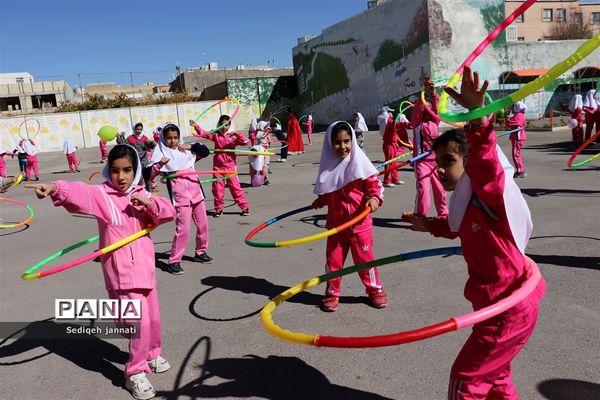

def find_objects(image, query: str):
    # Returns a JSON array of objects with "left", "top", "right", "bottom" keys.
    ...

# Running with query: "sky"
[{"left": 0, "top": 0, "right": 367, "bottom": 88}]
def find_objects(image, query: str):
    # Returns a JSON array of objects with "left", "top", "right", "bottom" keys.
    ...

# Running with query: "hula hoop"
[
  {"left": 193, "top": 98, "right": 241, "bottom": 134},
  {"left": 298, "top": 115, "right": 308, "bottom": 123},
  {"left": 22, "top": 226, "right": 155, "bottom": 280},
  {"left": 260, "top": 247, "right": 542, "bottom": 348},
  {"left": 87, "top": 171, "right": 101, "bottom": 183},
  {"left": 438, "top": 1, "right": 600, "bottom": 122},
  {"left": 496, "top": 128, "right": 521, "bottom": 138},
  {"left": 19, "top": 117, "right": 41, "bottom": 140},
  {"left": 11, "top": 173, "right": 24, "bottom": 188},
  {"left": 395, "top": 103, "right": 414, "bottom": 123},
  {"left": 568, "top": 129, "right": 600, "bottom": 168},
  {"left": 211, "top": 148, "right": 275, "bottom": 156},
  {"left": 270, "top": 116, "right": 282, "bottom": 127},
  {"left": 423, "top": 90, "right": 494, "bottom": 128},
  {"left": 374, "top": 151, "right": 412, "bottom": 170},
  {"left": 0, "top": 197, "right": 34, "bottom": 229},
  {"left": 268, "top": 139, "right": 289, "bottom": 151},
  {"left": 245, "top": 206, "right": 371, "bottom": 248},
  {"left": 159, "top": 169, "right": 237, "bottom": 181}
]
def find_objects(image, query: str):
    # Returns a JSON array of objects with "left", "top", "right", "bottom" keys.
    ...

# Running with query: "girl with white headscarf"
[
  {"left": 312, "top": 121, "right": 388, "bottom": 312},
  {"left": 248, "top": 116, "right": 258, "bottom": 146},
  {"left": 402, "top": 68, "right": 545, "bottom": 399},
  {"left": 63, "top": 137, "right": 80, "bottom": 173},
  {"left": 150, "top": 123, "right": 213, "bottom": 273},
  {"left": 353, "top": 112, "right": 368, "bottom": 150},
  {"left": 568, "top": 94, "right": 584, "bottom": 144},
  {"left": 18, "top": 138, "right": 39, "bottom": 181},
  {"left": 583, "top": 89, "right": 598, "bottom": 141},
  {"left": 26, "top": 143, "right": 176, "bottom": 399},
  {"left": 506, "top": 101, "right": 528, "bottom": 177}
]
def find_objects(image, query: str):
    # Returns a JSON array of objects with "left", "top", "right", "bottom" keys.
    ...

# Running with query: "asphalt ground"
[{"left": 0, "top": 127, "right": 598, "bottom": 399}]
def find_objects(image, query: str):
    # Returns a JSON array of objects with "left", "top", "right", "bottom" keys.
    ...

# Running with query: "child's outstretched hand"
[
  {"left": 159, "top": 156, "right": 170, "bottom": 166},
  {"left": 312, "top": 198, "right": 324, "bottom": 209},
  {"left": 444, "top": 66, "right": 489, "bottom": 112},
  {"left": 25, "top": 183, "right": 56, "bottom": 199},
  {"left": 189, "top": 119, "right": 196, "bottom": 127},
  {"left": 401, "top": 211, "right": 428, "bottom": 232},
  {"left": 131, "top": 193, "right": 152, "bottom": 208},
  {"left": 367, "top": 198, "right": 379, "bottom": 213},
  {"left": 178, "top": 143, "right": 192, "bottom": 151}
]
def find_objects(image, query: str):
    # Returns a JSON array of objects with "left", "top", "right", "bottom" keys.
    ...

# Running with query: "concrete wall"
[
  {"left": 429, "top": 0, "right": 600, "bottom": 116},
  {"left": 171, "top": 68, "right": 294, "bottom": 96},
  {"left": 291, "top": 0, "right": 430, "bottom": 125},
  {"left": 0, "top": 100, "right": 258, "bottom": 153}
]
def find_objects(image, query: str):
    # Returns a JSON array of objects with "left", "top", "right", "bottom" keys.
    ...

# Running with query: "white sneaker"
[
  {"left": 125, "top": 372, "right": 156, "bottom": 400},
  {"left": 394, "top": 180, "right": 405, "bottom": 185},
  {"left": 279, "top": 158, "right": 287, "bottom": 163},
  {"left": 383, "top": 183, "right": 396, "bottom": 188},
  {"left": 148, "top": 355, "right": 171, "bottom": 373}
]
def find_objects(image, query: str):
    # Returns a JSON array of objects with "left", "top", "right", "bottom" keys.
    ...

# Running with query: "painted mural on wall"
[
  {"left": 0, "top": 100, "right": 259, "bottom": 153},
  {"left": 292, "top": 0, "right": 430, "bottom": 124},
  {"left": 428, "top": 0, "right": 600, "bottom": 117}
]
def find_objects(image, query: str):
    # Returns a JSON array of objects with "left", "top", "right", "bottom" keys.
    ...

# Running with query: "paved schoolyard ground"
[{"left": 0, "top": 127, "right": 598, "bottom": 399}]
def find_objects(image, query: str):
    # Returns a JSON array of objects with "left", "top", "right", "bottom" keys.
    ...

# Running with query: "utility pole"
[{"left": 78, "top": 73, "right": 85, "bottom": 103}]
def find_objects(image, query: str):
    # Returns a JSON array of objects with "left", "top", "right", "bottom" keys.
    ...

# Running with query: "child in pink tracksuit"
[
  {"left": 248, "top": 117, "right": 258, "bottom": 146},
  {"left": 150, "top": 123, "right": 212, "bottom": 275},
  {"left": 505, "top": 102, "right": 527, "bottom": 178},
  {"left": 0, "top": 146, "right": 12, "bottom": 177},
  {"left": 382, "top": 112, "right": 404, "bottom": 186},
  {"left": 583, "top": 89, "right": 599, "bottom": 142},
  {"left": 403, "top": 67, "right": 545, "bottom": 399},
  {"left": 411, "top": 78, "right": 447, "bottom": 216},
  {"left": 302, "top": 114, "right": 314, "bottom": 145},
  {"left": 568, "top": 94, "right": 584, "bottom": 145},
  {"left": 99, "top": 139, "right": 108, "bottom": 163},
  {"left": 26, "top": 144, "right": 176, "bottom": 400},
  {"left": 190, "top": 115, "right": 250, "bottom": 217},
  {"left": 63, "top": 138, "right": 80, "bottom": 173},
  {"left": 18, "top": 138, "right": 39, "bottom": 181},
  {"left": 312, "top": 121, "right": 387, "bottom": 312}
]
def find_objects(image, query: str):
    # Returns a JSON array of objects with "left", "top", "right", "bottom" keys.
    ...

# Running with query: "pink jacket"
[
  {"left": 192, "top": 124, "right": 249, "bottom": 169},
  {"left": 506, "top": 112, "right": 526, "bottom": 141},
  {"left": 426, "top": 122, "right": 545, "bottom": 311},
  {"left": 99, "top": 140, "right": 107, "bottom": 152},
  {"left": 314, "top": 176, "right": 383, "bottom": 234},
  {"left": 51, "top": 180, "right": 176, "bottom": 291},
  {"left": 411, "top": 93, "right": 440, "bottom": 158},
  {"left": 151, "top": 165, "right": 204, "bottom": 207}
]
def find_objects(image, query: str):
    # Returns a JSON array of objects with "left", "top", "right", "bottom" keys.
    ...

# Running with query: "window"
[
  {"left": 542, "top": 9, "right": 553, "bottom": 22},
  {"left": 506, "top": 25, "right": 518, "bottom": 41},
  {"left": 592, "top": 12, "right": 600, "bottom": 25},
  {"left": 573, "top": 12, "right": 583, "bottom": 25},
  {"left": 556, "top": 8, "right": 566, "bottom": 22},
  {"left": 515, "top": 13, "right": 524, "bottom": 23},
  {"left": 517, "top": 37, "right": 525, "bottom": 41}
]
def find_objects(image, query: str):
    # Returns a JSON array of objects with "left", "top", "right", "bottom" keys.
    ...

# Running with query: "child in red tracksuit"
[
  {"left": 403, "top": 67, "right": 545, "bottom": 399},
  {"left": 568, "top": 94, "right": 584, "bottom": 145},
  {"left": 99, "top": 139, "right": 108, "bottom": 163},
  {"left": 505, "top": 102, "right": 527, "bottom": 178},
  {"left": 190, "top": 115, "right": 250, "bottom": 217},
  {"left": 312, "top": 121, "right": 387, "bottom": 312},
  {"left": 63, "top": 138, "right": 80, "bottom": 173},
  {"left": 583, "top": 89, "right": 598, "bottom": 141},
  {"left": 382, "top": 112, "right": 404, "bottom": 187}
]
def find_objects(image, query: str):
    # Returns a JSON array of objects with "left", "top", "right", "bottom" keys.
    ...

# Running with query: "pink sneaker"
[{"left": 321, "top": 296, "right": 339, "bottom": 312}]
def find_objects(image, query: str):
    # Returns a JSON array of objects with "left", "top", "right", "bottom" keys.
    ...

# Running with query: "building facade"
[
  {"left": 292, "top": 0, "right": 600, "bottom": 124},
  {"left": 0, "top": 73, "right": 76, "bottom": 115}
]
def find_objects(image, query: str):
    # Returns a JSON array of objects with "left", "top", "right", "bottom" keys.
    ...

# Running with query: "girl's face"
[
  {"left": 332, "top": 130, "right": 352, "bottom": 159},
  {"left": 135, "top": 126, "right": 143, "bottom": 135},
  {"left": 110, "top": 157, "right": 135, "bottom": 192},
  {"left": 219, "top": 119, "right": 231, "bottom": 134},
  {"left": 163, "top": 130, "right": 179, "bottom": 149},
  {"left": 435, "top": 141, "right": 465, "bottom": 191}
]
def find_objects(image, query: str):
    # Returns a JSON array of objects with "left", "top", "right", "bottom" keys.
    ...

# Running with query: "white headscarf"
[
  {"left": 248, "top": 145, "right": 265, "bottom": 171},
  {"left": 397, "top": 113, "right": 409, "bottom": 123},
  {"left": 150, "top": 123, "right": 196, "bottom": 172},
  {"left": 218, "top": 118, "right": 235, "bottom": 134},
  {"left": 21, "top": 139, "right": 37, "bottom": 156},
  {"left": 249, "top": 117, "right": 258, "bottom": 131},
  {"left": 512, "top": 101, "right": 527, "bottom": 114},
  {"left": 583, "top": 89, "right": 598, "bottom": 109},
  {"left": 308, "top": 114, "right": 313, "bottom": 121},
  {"left": 448, "top": 144, "right": 532, "bottom": 254},
  {"left": 354, "top": 113, "right": 368, "bottom": 132},
  {"left": 314, "top": 121, "right": 379, "bottom": 195},
  {"left": 101, "top": 144, "right": 143, "bottom": 194},
  {"left": 569, "top": 94, "right": 583, "bottom": 112},
  {"left": 377, "top": 107, "right": 391, "bottom": 136},
  {"left": 63, "top": 138, "right": 76, "bottom": 154}
]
